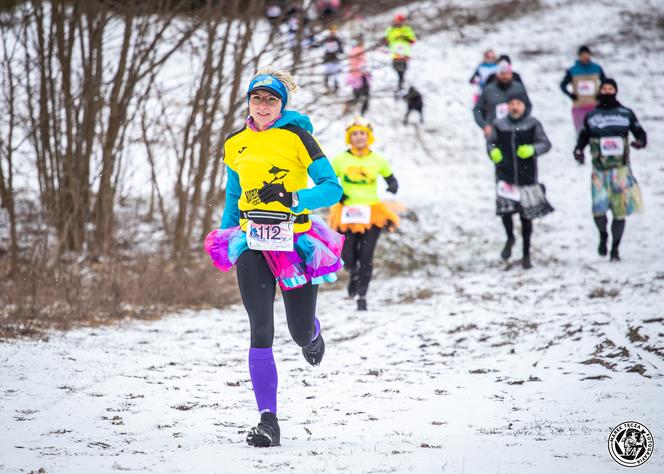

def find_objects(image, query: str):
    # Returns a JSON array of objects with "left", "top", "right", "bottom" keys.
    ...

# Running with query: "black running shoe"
[
  {"left": 500, "top": 237, "right": 515, "bottom": 260},
  {"left": 302, "top": 334, "right": 325, "bottom": 366},
  {"left": 522, "top": 255, "right": 532, "bottom": 269},
  {"left": 246, "top": 412, "right": 280, "bottom": 447},
  {"left": 610, "top": 248, "right": 620, "bottom": 262},
  {"left": 598, "top": 232, "right": 608, "bottom": 256},
  {"left": 357, "top": 297, "right": 367, "bottom": 311}
]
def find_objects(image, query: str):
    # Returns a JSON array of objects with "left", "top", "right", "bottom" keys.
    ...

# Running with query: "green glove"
[
  {"left": 516, "top": 144, "right": 535, "bottom": 159},
  {"left": 489, "top": 147, "right": 503, "bottom": 164}
]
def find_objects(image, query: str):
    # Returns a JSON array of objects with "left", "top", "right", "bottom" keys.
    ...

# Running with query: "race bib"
[
  {"left": 495, "top": 102, "right": 508, "bottom": 120},
  {"left": 497, "top": 180, "right": 520, "bottom": 201},
  {"left": 576, "top": 79, "right": 596, "bottom": 96},
  {"left": 600, "top": 136, "right": 624, "bottom": 156},
  {"left": 324, "top": 41, "right": 340, "bottom": 53},
  {"left": 246, "top": 220, "right": 293, "bottom": 251},
  {"left": 266, "top": 6, "right": 281, "bottom": 17},
  {"left": 341, "top": 205, "right": 372, "bottom": 224},
  {"left": 393, "top": 43, "right": 408, "bottom": 55}
]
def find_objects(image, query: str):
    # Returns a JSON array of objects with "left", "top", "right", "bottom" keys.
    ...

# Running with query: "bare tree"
[
  {"left": 92, "top": 0, "right": 197, "bottom": 254},
  {"left": 0, "top": 12, "right": 23, "bottom": 276},
  {"left": 19, "top": 0, "right": 198, "bottom": 256}
]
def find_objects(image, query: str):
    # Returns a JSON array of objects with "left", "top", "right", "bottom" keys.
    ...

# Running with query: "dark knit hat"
[
  {"left": 507, "top": 90, "right": 527, "bottom": 103},
  {"left": 600, "top": 77, "right": 618, "bottom": 92},
  {"left": 578, "top": 45, "right": 591, "bottom": 55}
]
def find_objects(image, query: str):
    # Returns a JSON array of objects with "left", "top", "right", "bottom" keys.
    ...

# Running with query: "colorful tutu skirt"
[
  {"left": 591, "top": 165, "right": 643, "bottom": 218},
  {"left": 328, "top": 202, "right": 401, "bottom": 234},
  {"left": 204, "top": 214, "right": 344, "bottom": 291}
]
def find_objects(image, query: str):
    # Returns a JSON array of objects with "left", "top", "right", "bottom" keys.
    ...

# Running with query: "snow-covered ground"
[{"left": 2, "top": 0, "right": 664, "bottom": 472}]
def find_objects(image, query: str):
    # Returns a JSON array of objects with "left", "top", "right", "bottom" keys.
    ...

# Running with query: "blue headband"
[{"left": 247, "top": 74, "right": 288, "bottom": 110}]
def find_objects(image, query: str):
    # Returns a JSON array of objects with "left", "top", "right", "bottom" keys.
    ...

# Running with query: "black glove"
[
  {"left": 631, "top": 140, "right": 646, "bottom": 149},
  {"left": 339, "top": 193, "right": 349, "bottom": 204},
  {"left": 384, "top": 175, "right": 399, "bottom": 194},
  {"left": 258, "top": 182, "right": 293, "bottom": 207},
  {"left": 573, "top": 148, "right": 585, "bottom": 165},
  {"left": 569, "top": 93, "right": 578, "bottom": 101}
]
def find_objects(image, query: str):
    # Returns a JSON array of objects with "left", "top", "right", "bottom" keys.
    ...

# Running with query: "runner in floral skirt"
[{"left": 574, "top": 78, "right": 647, "bottom": 261}]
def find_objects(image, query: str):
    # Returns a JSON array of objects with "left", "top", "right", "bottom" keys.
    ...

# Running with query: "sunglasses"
[{"left": 249, "top": 94, "right": 280, "bottom": 106}]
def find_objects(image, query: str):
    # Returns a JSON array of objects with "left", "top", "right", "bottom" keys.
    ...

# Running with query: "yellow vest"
[{"left": 385, "top": 25, "right": 416, "bottom": 59}]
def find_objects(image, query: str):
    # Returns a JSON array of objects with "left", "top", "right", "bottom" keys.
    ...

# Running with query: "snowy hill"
[{"left": 2, "top": 0, "right": 664, "bottom": 472}]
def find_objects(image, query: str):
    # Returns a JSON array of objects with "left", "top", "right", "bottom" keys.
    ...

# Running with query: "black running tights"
[
  {"left": 393, "top": 59, "right": 407, "bottom": 89},
  {"left": 502, "top": 214, "right": 532, "bottom": 255},
  {"left": 342, "top": 226, "right": 382, "bottom": 298},
  {"left": 236, "top": 250, "right": 317, "bottom": 348},
  {"left": 593, "top": 215, "right": 625, "bottom": 250}
]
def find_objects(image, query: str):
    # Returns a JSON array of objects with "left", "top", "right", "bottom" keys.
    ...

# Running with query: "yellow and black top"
[{"left": 223, "top": 123, "right": 327, "bottom": 233}]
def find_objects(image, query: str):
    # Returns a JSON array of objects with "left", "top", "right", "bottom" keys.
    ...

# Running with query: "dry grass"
[{"left": 0, "top": 255, "right": 239, "bottom": 339}]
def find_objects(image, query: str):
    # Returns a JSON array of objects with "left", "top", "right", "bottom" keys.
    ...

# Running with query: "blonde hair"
[{"left": 254, "top": 66, "right": 298, "bottom": 105}]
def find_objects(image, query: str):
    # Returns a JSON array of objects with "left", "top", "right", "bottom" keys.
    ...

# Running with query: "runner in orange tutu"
[{"left": 329, "top": 117, "right": 400, "bottom": 310}]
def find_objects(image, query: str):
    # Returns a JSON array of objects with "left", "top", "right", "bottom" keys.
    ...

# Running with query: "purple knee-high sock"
[
  {"left": 248, "top": 348, "right": 278, "bottom": 414},
  {"left": 312, "top": 317, "right": 321, "bottom": 341}
]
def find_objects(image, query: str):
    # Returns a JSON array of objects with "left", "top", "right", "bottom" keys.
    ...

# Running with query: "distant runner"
[
  {"left": 328, "top": 117, "right": 400, "bottom": 310},
  {"left": 469, "top": 49, "right": 497, "bottom": 103},
  {"left": 560, "top": 45, "right": 606, "bottom": 133},
  {"left": 486, "top": 91, "right": 553, "bottom": 269},
  {"left": 319, "top": 25, "right": 344, "bottom": 92},
  {"left": 473, "top": 59, "right": 531, "bottom": 138},
  {"left": 574, "top": 78, "right": 647, "bottom": 261},
  {"left": 384, "top": 13, "right": 416, "bottom": 91}
]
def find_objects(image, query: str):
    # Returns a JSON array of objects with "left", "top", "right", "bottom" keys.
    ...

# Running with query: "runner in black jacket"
[
  {"left": 474, "top": 60, "right": 531, "bottom": 138},
  {"left": 574, "top": 78, "right": 647, "bottom": 261},
  {"left": 487, "top": 91, "right": 553, "bottom": 268}
]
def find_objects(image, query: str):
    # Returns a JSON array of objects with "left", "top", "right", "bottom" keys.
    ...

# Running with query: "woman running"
[
  {"left": 328, "top": 117, "right": 400, "bottom": 310},
  {"left": 204, "top": 67, "right": 343, "bottom": 447}
]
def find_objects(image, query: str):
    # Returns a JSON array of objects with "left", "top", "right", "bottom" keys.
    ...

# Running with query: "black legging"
[
  {"left": 502, "top": 214, "right": 532, "bottom": 256},
  {"left": 342, "top": 226, "right": 381, "bottom": 298},
  {"left": 353, "top": 86, "right": 370, "bottom": 115},
  {"left": 236, "top": 250, "right": 317, "bottom": 348},
  {"left": 594, "top": 215, "right": 625, "bottom": 250},
  {"left": 393, "top": 59, "right": 407, "bottom": 89}
]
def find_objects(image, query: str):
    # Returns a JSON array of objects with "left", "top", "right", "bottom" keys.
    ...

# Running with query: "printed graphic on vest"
[
  {"left": 343, "top": 166, "right": 375, "bottom": 185},
  {"left": 245, "top": 164, "right": 290, "bottom": 205}
]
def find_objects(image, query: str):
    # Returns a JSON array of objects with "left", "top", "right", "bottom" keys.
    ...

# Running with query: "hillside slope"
[{"left": 2, "top": 0, "right": 663, "bottom": 472}]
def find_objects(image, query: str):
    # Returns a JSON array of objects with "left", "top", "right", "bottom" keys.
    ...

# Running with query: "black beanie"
[
  {"left": 600, "top": 77, "right": 618, "bottom": 92},
  {"left": 507, "top": 90, "right": 527, "bottom": 103},
  {"left": 578, "top": 45, "right": 591, "bottom": 55}
]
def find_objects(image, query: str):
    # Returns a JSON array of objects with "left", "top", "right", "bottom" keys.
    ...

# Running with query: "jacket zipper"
[{"left": 511, "top": 129, "right": 518, "bottom": 184}]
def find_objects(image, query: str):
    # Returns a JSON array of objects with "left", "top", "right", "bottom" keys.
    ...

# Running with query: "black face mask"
[{"left": 597, "top": 93, "right": 618, "bottom": 108}]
